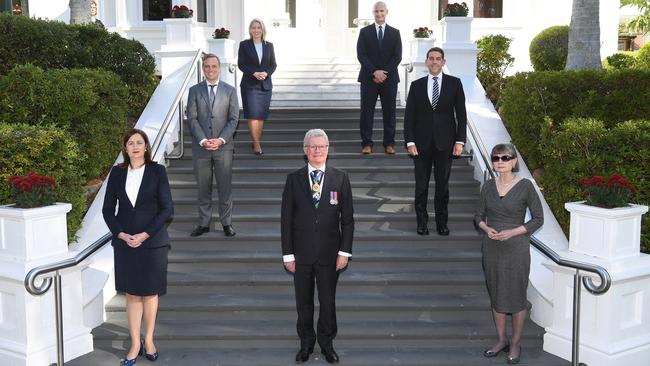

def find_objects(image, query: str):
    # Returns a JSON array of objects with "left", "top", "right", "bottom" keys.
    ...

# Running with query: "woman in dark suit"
[
  {"left": 474, "top": 143, "right": 543, "bottom": 365},
  {"left": 102, "top": 128, "right": 173, "bottom": 366},
  {"left": 238, "top": 18, "right": 277, "bottom": 155}
]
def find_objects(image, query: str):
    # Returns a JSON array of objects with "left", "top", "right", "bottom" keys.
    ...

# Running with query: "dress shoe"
[
  {"left": 295, "top": 347, "right": 313, "bottom": 363},
  {"left": 190, "top": 225, "right": 209, "bottom": 237},
  {"left": 437, "top": 226, "right": 450, "bottom": 236},
  {"left": 321, "top": 347, "right": 339, "bottom": 363},
  {"left": 121, "top": 343, "right": 143, "bottom": 366},
  {"left": 507, "top": 345, "right": 521, "bottom": 364},
  {"left": 252, "top": 143, "right": 264, "bottom": 155},
  {"left": 416, "top": 227, "right": 429, "bottom": 236},
  {"left": 384, "top": 145, "right": 396, "bottom": 154},
  {"left": 143, "top": 342, "right": 158, "bottom": 361},
  {"left": 483, "top": 343, "right": 509, "bottom": 358},
  {"left": 361, "top": 145, "right": 372, "bottom": 154},
  {"left": 223, "top": 225, "right": 236, "bottom": 237}
]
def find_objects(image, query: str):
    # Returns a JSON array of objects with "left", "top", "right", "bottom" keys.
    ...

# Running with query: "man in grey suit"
[{"left": 187, "top": 53, "right": 239, "bottom": 237}]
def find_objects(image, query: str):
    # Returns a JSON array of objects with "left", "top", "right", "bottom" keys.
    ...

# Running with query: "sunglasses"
[{"left": 491, "top": 155, "right": 516, "bottom": 162}]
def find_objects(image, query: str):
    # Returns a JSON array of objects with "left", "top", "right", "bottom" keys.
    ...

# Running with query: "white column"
[
  {"left": 437, "top": 16, "right": 478, "bottom": 79},
  {"left": 207, "top": 39, "right": 237, "bottom": 88},
  {"left": 157, "top": 18, "right": 200, "bottom": 78}
]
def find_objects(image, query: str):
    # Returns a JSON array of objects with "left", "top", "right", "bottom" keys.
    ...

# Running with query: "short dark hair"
[
  {"left": 426, "top": 47, "right": 445, "bottom": 60},
  {"left": 117, "top": 128, "right": 154, "bottom": 168},
  {"left": 491, "top": 143, "right": 519, "bottom": 172}
]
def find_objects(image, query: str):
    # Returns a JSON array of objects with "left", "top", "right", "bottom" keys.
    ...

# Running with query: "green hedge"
[
  {"left": 0, "top": 123, "right": 86, "bottom": 241},
  {"left": 477, "top": 34, "right": 514, "bottom": 106},
  {"left": 540, "top": 118, "right": 650, "bottom": 252},
  {"left": 529, "top": 25, "right": 569, "bottom": 71},
  {"left": 0, "top": 64, "right": 129, "bottom": 180},
  {"left": 0, "top": 13, "right": 157, "bottom": 115},
  {"left": 604, "top": 51, "right": 638, "bottom": 69},
  {"left": 499, "top": 69, "right": 650, "bottom": 168}
]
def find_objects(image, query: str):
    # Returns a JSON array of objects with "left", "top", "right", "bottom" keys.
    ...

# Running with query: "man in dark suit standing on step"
[
  {"left": 356, "top": 1, "right": 402, "bottom": 155},
  {"left": 404, "top": 47, "right": 467, "bottom": 236},
  {"left": 187, "top": 53, "right": 239, "bottom": 237},
  {"left": 281, "top": 129, "right": 354, "bottom": 364}
]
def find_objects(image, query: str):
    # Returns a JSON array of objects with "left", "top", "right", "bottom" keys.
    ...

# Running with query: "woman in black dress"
[
  {"left": 474, "top": 143, "right": 543, "bottom": 364},
  {"left": 238, "top": 18, "right": 277, "bottom": 155},
  {"left": 103, "top": 129, "right": 173, "bottom": 366}
]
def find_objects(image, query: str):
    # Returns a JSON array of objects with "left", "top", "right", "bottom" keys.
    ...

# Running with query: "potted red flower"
[
  {"left": 443, "top": 2, "right": 469, "bottom": 17},
  {"left": 412, "top": 26, "right": 433, "bottom": 38},
  {"left": 8, "top": 172, "right": 58, "bottom": 208},
  {"left": 578, "top": 173, "right": 637, "bottom": 208},
  {"left": 171, "top": 5, "right": 193, "bottom": 18}
]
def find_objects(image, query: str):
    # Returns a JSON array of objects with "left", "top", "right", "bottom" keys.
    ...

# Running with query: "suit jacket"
[
  {"left": 102, "top": 163, "right": 174, "bottom": 249},
  {"left": 403, "top": 73, "right": 467, "bottom": 151},
  {"left": 186, "top": 80, "right": 239, "bottom": 157},
  {"left": 238, "top": 39, "right": 277, "bottom": 91},
  {"left": 356, "top": 24, "right": 402, "bottom": 84},
  {"left": 281, "top": 166, "right": 354, "bottom": 265}
]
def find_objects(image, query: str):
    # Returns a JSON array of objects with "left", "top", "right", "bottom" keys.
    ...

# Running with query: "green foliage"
[
  {"left": 604, "top": 51, "right": 638, "bottom": 69},
  {"left": 636, "top": 42, "right": 650, "bottom": 69},
  {"left": 499, "top": 69, "right": 650, "bottom": 168},
  {"left": 0, "top": 13, "right": 157, "bottom": 115},
  {"left": 0, "top": 123, "right": 86, "bottom": 242},
  {"left": 529, "top": 25, "right": 569, "bottom": 71},
  {"left": 0, "top": 65, "right": 129, "bottom": 180},
  {"left": 540, "top": 118, "right": 650, "bottom": 252},
  {"left": 476, "top": 34, "right": 514, "bottom": 106},
  {"left": 620, "top": 0, "right": 650, "bottom": 34}
]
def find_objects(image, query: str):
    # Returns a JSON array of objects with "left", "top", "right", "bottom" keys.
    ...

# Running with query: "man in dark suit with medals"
[
  {"left": 356, "top": 1, "right": 402, "bottom": 155},
  {"left": 281, "top": 129, "right": 354, "bottom": 363},
  {"left": 404, "top": 47, "right": 467, "bottom": 236}
]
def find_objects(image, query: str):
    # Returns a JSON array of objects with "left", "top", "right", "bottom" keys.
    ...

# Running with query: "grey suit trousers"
[{"left": 194, "top": 149, "right": 233, "bottom": 227}]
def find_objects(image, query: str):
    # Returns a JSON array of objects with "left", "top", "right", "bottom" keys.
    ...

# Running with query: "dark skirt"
[
  {"left": 114, "top": 244, "right": 169, "bottom": 296},
  {"left": 242, "top": 85, "right": 272, "bottom": 120}
]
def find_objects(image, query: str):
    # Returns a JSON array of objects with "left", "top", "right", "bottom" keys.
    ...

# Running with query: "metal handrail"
[
  {"left": 24, "top": 48, "right": 205, "bottom": 366},
  {"left": 401, "top": 62, "right": 413, "bottom": 105},
  {"left": 465, "top": 114, "right": 611, "bottom": 366}
]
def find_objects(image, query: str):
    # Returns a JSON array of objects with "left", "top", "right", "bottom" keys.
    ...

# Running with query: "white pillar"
[
  {"left": 437, "top": 16, "right": 478, "bottom": 79},
  {"left": 157, "top": 18, "right": 200, "bottom": 79},
  {"left": 0, "top": 203, "right": 93, "bottom": 366}
]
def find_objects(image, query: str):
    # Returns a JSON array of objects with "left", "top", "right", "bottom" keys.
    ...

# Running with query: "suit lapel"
[
  {"left": 198, "top": 81, "right": 210, "bottom": 108},
  {"left": 318, "top": 169, "right": 336, "bottom": 210},
  {"left": 248, "top": 40, "right": 260, "bottom": 66},
  {"left": 132, "top": 164, "right": 150, "bottom": 208},
  {"left": 298, "top": 167, "right": 313, "bottom": 206},
  {"left": 438, "top": 73, "right": 450, "bottom": 107}
]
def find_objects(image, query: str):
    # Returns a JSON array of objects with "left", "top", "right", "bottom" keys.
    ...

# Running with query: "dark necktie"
[
  {"left": 378, "top": 25, "right": 383, "bottom": 46},
  {"left": 310, "top": 170, "right": 323, "bottom": 208},
  {"left": 209, "top": 84, "right": 216, "bottom": 107},
  {"left": 431, "top": 76, "right": 439, "bottom": 110}
]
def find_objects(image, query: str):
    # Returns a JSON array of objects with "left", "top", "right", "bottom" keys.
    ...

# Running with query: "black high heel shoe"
[
  {"left": 507, "top": 345, "right": 521, "bottom": 364},
  {"left": 483, "top": 343, "right": 510, "bottom": 357},
  {"left": 251, "top": 143, "right": 263, "bottom": 155},
  {"left": 142, "top": 340, "right": 159, "bottom": 361}
]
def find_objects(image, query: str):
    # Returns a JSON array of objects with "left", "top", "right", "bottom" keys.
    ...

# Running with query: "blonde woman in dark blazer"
[
  {"left": 103, "top": 128, "right": 173, "bottom": 366},
  {"left": 238, "top": 18, "right": 277, "bottom": 155}
]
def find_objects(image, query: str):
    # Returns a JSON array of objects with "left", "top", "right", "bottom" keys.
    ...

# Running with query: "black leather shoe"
[
  {"left": 321, "top": 347, "right": 339, "bottom": 363},
  {"left": 483, "top": 343, "right": 509, "bottom": 358},
  {"left": 416, "top": 227, "right": 429, "bottom": 236},
  {"left": 223, "top": 225, "right": 236, "bottom": 237},
  {"left": 437, "top": 226, "right": 450, "bottom": 236},
  {"left": 295, "top": 347, "right": 313, "bottom": 363},
  {"left": 190, "top": 226, "right": 209, "bottom": 237}
]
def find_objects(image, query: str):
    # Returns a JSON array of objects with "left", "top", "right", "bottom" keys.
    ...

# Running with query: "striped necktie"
[
  {"left": 431, "top": 76, "right": 439, "bottom": 110},
  {"left": 310, "top": 170, "right": 323, "bottom": 208}
]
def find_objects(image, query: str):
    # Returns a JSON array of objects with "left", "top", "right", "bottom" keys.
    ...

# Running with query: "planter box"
[
  {"left": 410, "top": 37, "right": 436, "bottom": 62},
  {"left": 163, "top": 18, "right": 195, "bottom": 48},
  {"left": 207, "top": 38, "right": 236, "bottom": 63},
  {"left": 440, "top": 16, "right": 473, "bottom": 46},
  {"left": 565, "top": 201, "right": 648, "bottom": 260}
]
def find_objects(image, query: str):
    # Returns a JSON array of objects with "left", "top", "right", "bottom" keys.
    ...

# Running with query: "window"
[
  {"left": 474, "top": 0, "right": 502, "bottom": 18},
  {"left": 196, "top": 0, "right": 206, "bottom": 23},
  {"left": 0, "top": 0, "right": 12, "bottom": 13},
  {"left": 143, "top": 0, "right": 170, "bottom": 21}
]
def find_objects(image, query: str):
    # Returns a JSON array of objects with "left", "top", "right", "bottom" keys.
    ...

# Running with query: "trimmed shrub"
[
  {"left": 636, "top": 42, "right": 650, "bottom": 70},
  {"left": 0, "top": 64, "right": 129, "bottom": 180},
  {"left": 0, "top": 123, "right": 86, "bottom": 241},
  {"left": 540, "top": 118, "right": 650, "bottom": 253},
  {"left": 529, "top": 25, "right": 569, "bottom": 71},
  {"left": 604, "top": 51, "right": 638, "bottom": 70},
  {"left": 477, "top": 34, "right": 514, "bottom": 106},
  {"left": 0, "top": 13, "right": 157, "bottom": 115},
  {"left": 499, "top": 69, "right": 650, "bottom": 168}
]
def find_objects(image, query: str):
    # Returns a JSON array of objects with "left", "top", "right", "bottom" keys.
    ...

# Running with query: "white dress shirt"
[
  {"left": 283, "top": 163, "right": 352, "bottom": 263},
  {"left": 254, "top": 41, "right": 263, "bottom": 64},
  {"left": 125, "top": 164, "right": 145, "bottom": 207}
]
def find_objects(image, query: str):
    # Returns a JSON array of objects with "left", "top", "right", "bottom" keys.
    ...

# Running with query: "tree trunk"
[
  {"left": 566, "top": 0, "right": 602, "bottom": 70},
  {"left": 69, "top": 0, "right": 92, "bottom": 24},
  {"left": 20, "top": 0, "right": 29, "bottom": 17}
]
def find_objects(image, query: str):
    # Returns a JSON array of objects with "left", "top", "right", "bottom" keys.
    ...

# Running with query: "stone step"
[
  {"left": 273, "top": 70, "right": 360, "bottom": 79},
  {"left": 275, "top": 63, "right": 360, "bottom": 72},
  {"left": 273, "top": 83, "right": 359, "bottom": 92}
]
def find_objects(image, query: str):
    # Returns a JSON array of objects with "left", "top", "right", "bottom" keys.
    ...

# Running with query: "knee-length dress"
[{"left": 474, "top": 178, "right": 543, "bottom": 313}]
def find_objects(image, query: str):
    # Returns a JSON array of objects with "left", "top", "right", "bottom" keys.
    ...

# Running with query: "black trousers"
[
  {"left": 359, "top": 79, "right": 398, "bottom": 147},
  {"left": 294, "top": 263, "right": 339, "bottom": 350},
  {"left": 412, "top": 147, "right": 453, "bottom": 228}
]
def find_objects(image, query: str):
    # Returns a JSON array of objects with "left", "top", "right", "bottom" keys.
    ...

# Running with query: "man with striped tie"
[
  {"left": 281, "top": 129, "right": 354, "bottom": 363},
  {"left": 404, "top": 47, "right": 467, "bottom": 237}
]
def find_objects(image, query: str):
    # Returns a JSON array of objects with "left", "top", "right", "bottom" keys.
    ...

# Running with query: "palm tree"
[
  {"left": 69, "top": 0, "right": 91, "bottom": 24},
  {"left": 621, "top": 0, "right": 650, "bottom": 34},
  {"left": 566, "top": 0, "right": 602, "bottom": 70}
]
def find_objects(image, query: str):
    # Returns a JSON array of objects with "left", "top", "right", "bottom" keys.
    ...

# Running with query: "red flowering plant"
[
  {"left": 444, "top": 2, "right": 469, "bottom": 17},
  {"left": 171, "top": 5, "right": 193, "bottom": 18},
  {"left": 7, "top": 172, "right": 58, "bottom": 208},
  {"left": 212, "top": 27, "right": 231, "bottom": 39},
  {"left": 578, "top": 173, "right": 637, "bottom": 208},
  {"left": 413, "top": 27, "right": 433, "bottom": 38}
]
